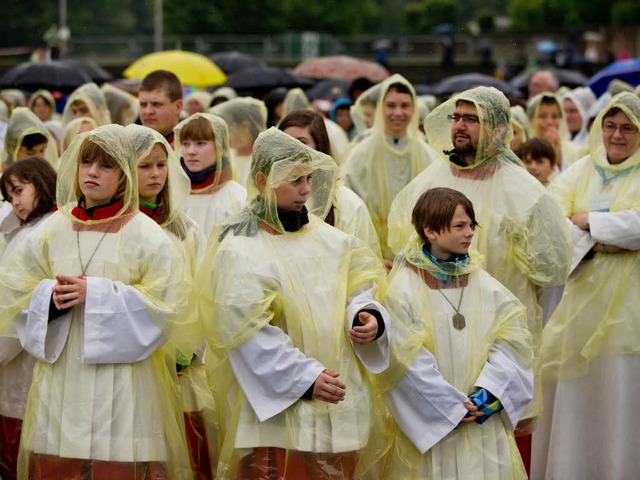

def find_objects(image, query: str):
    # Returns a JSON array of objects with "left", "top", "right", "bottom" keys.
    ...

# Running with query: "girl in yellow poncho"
[
  {"left": 378, "top": 187, "right": 533, "bottom": 479},
  {"left": 532, "top": 92, "right": 640, "bottom": 479},
  {"left": 0, "top": 124, "right": 195, "bottom": 479},
  {"left": 195, "top": 127, "right": 392, "bottom": 479}
]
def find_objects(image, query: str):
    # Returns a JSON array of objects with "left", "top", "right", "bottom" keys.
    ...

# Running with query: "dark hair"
[
  {"left": 1, "top": 156, "right": 57, "bottom": 220},
  {"left": 539, "top": 95, "right": 561, "bottom": 112},
  {"left": 412, "top": 187, "right": 478, "bottom": 245},
  {"left": 140, "top": 70, "right": 183, "bottom": 102},
  {"left": 517, "top": 138, "right": 556, "bottom": 166},
  {"left": 21, "top": 132, "right": 48, "bottom": 150},
  {"left": 278, "top": 109, "right": 332, "bottom": 157},
  {"left": 385, "top": 82, "right": 412, "bottom": 99},
  {"left": 602, "top": 106, "right": 623, "bottom": 121},
  {"left": 73, "top": 139, "right": 126, "bottom": 202}
]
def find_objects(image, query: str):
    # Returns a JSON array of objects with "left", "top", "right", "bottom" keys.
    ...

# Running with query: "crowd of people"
[{"left": 0, "top": 66, "right": 638, "bottom": 480}]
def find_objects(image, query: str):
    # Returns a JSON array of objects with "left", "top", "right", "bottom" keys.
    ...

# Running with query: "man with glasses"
[{"left": 386, "top": 86, "right": 572, "bottom": 476}]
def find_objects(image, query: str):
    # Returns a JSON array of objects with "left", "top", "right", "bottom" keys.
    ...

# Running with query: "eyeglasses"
[
  {"left": 602, "top": 122, "right": 639, "bottom": 135},
  {"left": 447, "top": 114, "right": 480, "bottom": 125}
]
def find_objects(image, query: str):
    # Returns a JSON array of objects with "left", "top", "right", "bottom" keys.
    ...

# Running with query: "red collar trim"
[
  {"left": 139, "top": 203, "right": 165, "bottom": 223},
  {"left": 71, "top": 199, "right": 125, "bottom": 221}
]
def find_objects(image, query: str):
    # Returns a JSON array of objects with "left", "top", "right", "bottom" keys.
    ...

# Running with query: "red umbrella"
[{"left": 293, "top": 55, "right": 390, "bottom": 82}]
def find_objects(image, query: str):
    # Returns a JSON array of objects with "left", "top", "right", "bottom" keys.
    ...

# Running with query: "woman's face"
[
  {"left": 602, "top": 110, "right": 640, "bottom": 164},
  {"left": 181, "top": 138, "right": 217, "bottom": 173},
  {"left": 138, "top": 144, "right": 168, "bottom": 204},
  {"left": 535, "top": 102, "right": 562, "bottom": 136},
  {"left": 32, "top": 96, "right": 52, "bottom": 122}
]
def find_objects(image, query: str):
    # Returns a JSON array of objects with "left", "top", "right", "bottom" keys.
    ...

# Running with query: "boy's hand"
[
  {"left": 460, "top": 400, "right": 483, "bottom": 424},
  {"left": 313, "top": 370, "right": 346, "bottom": 404}
]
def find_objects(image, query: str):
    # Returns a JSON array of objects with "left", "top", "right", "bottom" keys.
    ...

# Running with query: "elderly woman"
[{"left": 532, "top": 92, "right": 640, "bottom": 479}]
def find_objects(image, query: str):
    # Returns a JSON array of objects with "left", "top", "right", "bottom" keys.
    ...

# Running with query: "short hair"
[
  {"left": 179, "top": 116, "right": 216, "bottom": 142},
  {"left": 139, "top": 70, "right": 182, "bottom": 103},
  {"left": 277, "top": 109, "right": 332, "bottom": 157},
  {"left": 412, "top": 187, "right": 478, "bottom": 246},
  {"left": 74, "top": 139, "right": 126, "bottom": 202},
  {"left": 517, "top": 138, "right": 556, "bottom": 166},
  {"left": 539, "top": 95, "right": 561, "bottom": 111},
  {"left": 21, "top": 132, "right": 48, "bottom": 149},
  {"left": 1, "top": 156, "right": 57, "bottom": 220},
  {"left": 602, "top": 106, "right": 623, "bottom": 121}
]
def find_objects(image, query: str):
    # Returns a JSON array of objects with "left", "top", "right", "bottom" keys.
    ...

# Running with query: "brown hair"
[
  {"left": 602, "top": 106, "right": 623, "bottom": 121},
  {"left": 1, "top": 156, "right": 57, "bottom": 220},
  {"left": 179, "top": 116, "right": 216, "bottom": 142},
  {"left": 385, "top": 82, "right": 413, "bottom": 100},
  {"left": 518, "top": 138, "right": 556, "bottom": 166},
  {"left": 73, "top": 139, "right": 126, "bottom": 203},
  {"left": 412, "top": 187, "right": 478, "bottom": 245},
  {"left": 277, "top": 109, "right": 333, "bottom": 157},
  {"left": 139, "top": 70, "right": 183, "bottom": 103}
]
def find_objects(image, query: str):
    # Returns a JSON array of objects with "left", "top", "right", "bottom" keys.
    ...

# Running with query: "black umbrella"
[
  {"left": 209, "top": 51, "right": 267, "bottom": 75},
  {"left": 0, "top": 60, "right": 92, "bottom": 94},
  {"left": 305, "top": 79, "right": 351, "bottom": 100},
  {"left": 225, "top": 66, "right": 314, "bottom": 92},
  {"left": 434, "top": 73, "right": 521, "bottom": 98},
  {"left": 510, "top": 69, "right": 588, "bottom": 95},
  {"left": 59, "top": 59, "right": 113, "bottom": 83}
]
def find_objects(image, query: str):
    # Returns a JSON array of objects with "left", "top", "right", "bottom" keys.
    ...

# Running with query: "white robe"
[{"left": 183, "top": 180, "right": 246, "bottom": 239}]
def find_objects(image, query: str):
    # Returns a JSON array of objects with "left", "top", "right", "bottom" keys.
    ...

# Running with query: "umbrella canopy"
[
  {"left": 293, "top": 55, "right": 391, "bottom": 82},
  {"left": 225, "top": 66, "right": 313, "bottom": 92},
  {"left": 510, "top": 69, "right": 588, "bottom": 95},
  {"left": 0, "top": 60, "right": 92, "bottom": 94},
  {"left": 208, "top": 51, "right": 267, "bottom": 75},
  {"left": 123, "top": 50, "right": 226, "bottom": 88},
  {"left": 434, "top": 73, "right": 521, "bottom": 98},
  {"left": 305, "top": 79, "right": 351, "bottom": 101},
  {"left": 59, "top": 59, "right": 113, "bottom": 83},
  {"left": 586, "top": 58, "right": 640, "bottom": 97}
]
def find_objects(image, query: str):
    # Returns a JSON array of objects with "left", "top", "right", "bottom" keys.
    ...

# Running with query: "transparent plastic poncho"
[
  {"left": 61, "top": 82, "right": 111, "bottom": 127},
  {"left": 101, "top": 83, "right": 139, "bottom": 126},
  {"left": 527, "top": 92, "right": 581, "bottom": 168},
  {"left": 377, "top": 235, "right": 533, "bottom": 479},
  {"left": 209, "top": 97, "right": 267, "bottom": 150},
  {"left": 2, "top": 106, "right": 59, "bottom": 168},
  {"left": 184, "top": 91, "right": 213, "bottom": 114},
  {"left": 341, "top": 74, "right": 440, "bottom": 259},
  {"left": 350, "top": 82, "right": 383, "bottom": 137},
  {"left": 511, "top": 105, "right": 531, "bottom": 143},
  {"left": 62, "top": 116, "right": 98, "bottom": 152},
  {"left": 194, "top": 127, "right": 390, "bottom": 479},
  {"left": 0, "top": 124, "right": 196, "bottom": 478},
  {"left": 28, "top": 89, "right": 57, "bottom": 121},
  {"left": 282, "top": 87, "right": 311, "bottom": 116},
  {"left": 174, "top": 112, "right": 233, "bottom": 191},
  {"left": 561, "top": 86, "right": 596, "bottom": 147},
  {"left": 542, "top": 91, "right": 640, "bottom": 383},
  {"left": 388, "top": 87, "right": 573, "bottom": 419}
]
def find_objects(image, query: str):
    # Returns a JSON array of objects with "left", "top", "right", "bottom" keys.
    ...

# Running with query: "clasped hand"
[{"left": 52, "top": 274, "right": 87, "bottom": 310}]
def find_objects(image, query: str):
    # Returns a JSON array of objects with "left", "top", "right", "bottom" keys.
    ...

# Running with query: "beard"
[{"left": 453, "top": 135, "right": 476, "bottom": 154}]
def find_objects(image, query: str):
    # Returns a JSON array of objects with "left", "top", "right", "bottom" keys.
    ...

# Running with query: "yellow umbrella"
[{"left": 123, "top": 50, "right": 226, "bottom": 88}]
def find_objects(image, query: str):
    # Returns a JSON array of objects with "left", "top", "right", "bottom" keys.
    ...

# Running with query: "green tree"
[
  {"left": 508, "top": 0, "right": 545, "bottom": 31},
  {"left": 67, "top": 0, "right": 135, "bottom": 36},
  {"left": 611, "top": 1, "right": 640, "bottom": 26},
  {"left": 0, "top": 1, "right": 57, "bottom": 48},
  {"left": 476, "top": 8, "right": 495, "bottom": 33}
]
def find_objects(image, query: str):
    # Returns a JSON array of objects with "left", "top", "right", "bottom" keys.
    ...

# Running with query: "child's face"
[
  {"left": 17, "top": 141, "right": 48, "bottom": 161},
  {"left": 535, "top": 103, "right": 561, "bottom": 136},
  {"left": 523, "top": 155, "right": 554, "bottom": 184},
  {"left": 273, "top": 174, "right": 312, "bottom": 212},
  {"left": 425, "top": 205, "right": 475, "bottom": 260},
  {"left": 6, "top": 176, "right": 37, "bottom": 221},
  {"left": 78, "top": 159, "right": 121, "bottom": 208},
  {"left": 70, "top": 100, "right": 90, "bottom": 119},
  {"left": 181, "top": 139, "right": 217, "bottom": 173},
  {"left": 138, "top": 144, "right": 168, "bottom": 204}
]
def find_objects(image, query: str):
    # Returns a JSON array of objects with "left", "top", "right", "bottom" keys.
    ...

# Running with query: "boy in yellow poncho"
[{"left": 378, "top": 187, "right": 533, "bottom": 479}]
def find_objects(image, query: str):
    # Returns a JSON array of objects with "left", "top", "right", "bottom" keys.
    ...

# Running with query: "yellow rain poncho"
[
  {"left": 195, "top": 128, "right": 391, "bottom": 479},
  {"left": 61, "top": 82, "right": 111, "bottom": 127},
  {"left": 101, "top": 83, "right": 139, "bottom": 126},
  {"left": 62, "top": 116, "right": 98, "bottom": 152},
  {"left": 527, "top": 92, "right": 581, "bottom": 170},
  {"left": 388, "top": 86, "right": 572, "bottom": 421},
  {"left": 341, "top": 74, "right": 441, "bottom": 259},
  {"left": 2, "top": 106, "right": 59, "bottom": 168},
  {"left": 561, "top": 86, "right": 596, "bottom": 153},
  {"left": 350, "top": 82, "right": 383, "bottom": 140},
  {"left": 282, "top": 87, "right": 311, "bottom": 116},
  {"left": 174, "top": 112, "right": 247, "bottom": 239},
  {"left": 210, "top": 97, "right": 267, "bottom": 188},
  {"left": 378, "top": 236, "right": 533, "bottom": 479},
  {"left": 28, "top": 89, "right": 57, "bottom": 121},
  {"left": 0, "top": 124, "right": 194, "bottom": 479},
  {"left": 533, "top": 92, "right": 640, "bottom": 479}
]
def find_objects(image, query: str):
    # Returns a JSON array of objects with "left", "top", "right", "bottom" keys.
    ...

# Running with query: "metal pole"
[
  {"left": 59, "top": 0, "right": 68, "bottom": 57},
  {"left": 154, "top": 0, "right": 163, "bottom": 52}
]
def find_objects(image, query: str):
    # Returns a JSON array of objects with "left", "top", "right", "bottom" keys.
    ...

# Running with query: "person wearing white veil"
[{"left": 562, "top": 86, "right": 596, "bottom": 155}]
